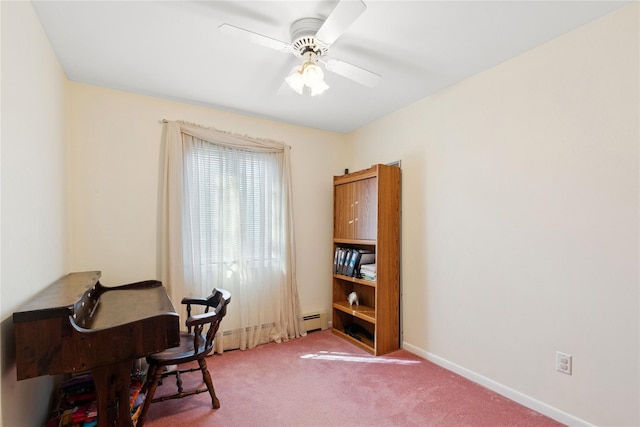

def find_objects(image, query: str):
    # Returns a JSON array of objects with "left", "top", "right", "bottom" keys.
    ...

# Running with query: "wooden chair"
[{"left": 136, "top": 288, "right": 231, "bottom": 427}]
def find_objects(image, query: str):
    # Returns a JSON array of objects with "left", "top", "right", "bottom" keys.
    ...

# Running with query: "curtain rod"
[{"left": 160, "top": 119, "right": 168, "bottom": 123}]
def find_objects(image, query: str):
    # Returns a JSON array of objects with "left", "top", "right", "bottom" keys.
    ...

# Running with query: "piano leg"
[{"left": 92, "top": 360, "right": 135, "bottom": 427}]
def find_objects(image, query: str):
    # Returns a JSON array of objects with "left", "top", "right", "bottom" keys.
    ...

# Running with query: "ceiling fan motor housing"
[{"left": 289, "top": 18, "right": 329, "bottom": 58}]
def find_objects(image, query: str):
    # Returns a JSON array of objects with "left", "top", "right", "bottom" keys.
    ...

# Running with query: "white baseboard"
[{"left": 402, "top": 341, "right": 594, "bottom": 427}]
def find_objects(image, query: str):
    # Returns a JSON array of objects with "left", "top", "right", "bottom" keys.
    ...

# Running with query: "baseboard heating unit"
[{"left": 303, "top": 311, "right": 328, "bottom": 332}]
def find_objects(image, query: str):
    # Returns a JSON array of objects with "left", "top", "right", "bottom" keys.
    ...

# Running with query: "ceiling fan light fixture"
[
  {"left": 285, "top": 52, "right": 329, "bottom": 96},
  {"left": 285, "top": 66, "right": 305, "bottom": 94},
  {"left": 308, "top": 75, "right": 329, "bottom": 96},
  {"left": 302, "top": 62, "right": 322, "bottom": 84}
]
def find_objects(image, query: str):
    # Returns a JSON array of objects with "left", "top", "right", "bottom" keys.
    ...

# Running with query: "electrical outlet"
[{"left": 556, "top": 351, "right": 572, "bottom": 375}]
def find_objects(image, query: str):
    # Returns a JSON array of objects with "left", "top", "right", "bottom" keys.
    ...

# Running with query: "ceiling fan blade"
[
  {"left": 219, "top": 23, "right": 291, "bottom": 52},
  {"left": 315, "top": 0, "right": 366, "bottom": 46},
  {"left": 323, "top": 58, "right": 381, "bottom": 88}
]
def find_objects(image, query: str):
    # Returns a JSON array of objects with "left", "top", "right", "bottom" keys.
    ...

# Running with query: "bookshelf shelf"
[
  {"left": 332, "top": 328, "right": 374, "bottom": 352},
  {"left": 332, "top": 274, "right": 376, "bottom": 288},
  {"left": 333, "top": 238, "right": 376, "bottom": 246},
  {"left": 333, "top": 301, "right": 376, "bottom": 323},
  {"left": 331, "top": 164, "right": 400, "bottom": 356}
]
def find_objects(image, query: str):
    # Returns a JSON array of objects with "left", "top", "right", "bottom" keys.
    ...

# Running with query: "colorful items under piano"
[
  {"left": 44, "top": 370, "right": 146, "bottom": 427},
  {"left": 44, "top": 374, "right": 96, "bottom": 427}
]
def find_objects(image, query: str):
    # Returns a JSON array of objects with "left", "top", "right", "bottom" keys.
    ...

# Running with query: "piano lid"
[
  {"left": 71, "top": 281, "right": 178, "bottom": 331},
  {"left": 13, "top": 271, "right": 102, "bottom": 323}
]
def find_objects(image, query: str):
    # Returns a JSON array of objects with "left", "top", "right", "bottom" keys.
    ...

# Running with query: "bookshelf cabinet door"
[
  {"left": 334, "top": 177, "right": 378, "bottom": 240},
  {"left": 334, "top": 183, "right": 353, "bottom": 239},
  {"left": 353, "top": 177, "right": 377, "bottom": 240}
]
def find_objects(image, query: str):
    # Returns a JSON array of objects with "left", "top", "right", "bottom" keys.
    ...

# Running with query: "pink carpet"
[{"left": 144, "top": 329, "right": 564, "bottom": 427}]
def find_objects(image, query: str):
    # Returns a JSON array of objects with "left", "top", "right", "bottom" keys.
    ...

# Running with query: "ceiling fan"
[{"left": 219, "top": 0, "right": 381, "bottom": 96}]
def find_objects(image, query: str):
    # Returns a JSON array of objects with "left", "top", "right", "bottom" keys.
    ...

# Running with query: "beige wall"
[
  {"left": 350, "top": 4, "right": 639, "bottom": 426},
  {"left": 1, "top": 1, "right": 70, "bottom": 426}
]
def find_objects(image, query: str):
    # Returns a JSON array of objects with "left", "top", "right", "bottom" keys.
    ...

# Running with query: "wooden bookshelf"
[{"left": 331, "top": 164, "right": 400, "bottom": 356}]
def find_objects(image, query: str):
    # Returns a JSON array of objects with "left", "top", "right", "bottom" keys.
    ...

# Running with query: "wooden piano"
[{"left": 13, "top": 271, "right": 180, "bottom": 427}]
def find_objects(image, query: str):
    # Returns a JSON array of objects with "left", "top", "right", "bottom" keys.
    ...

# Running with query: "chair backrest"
[{"left": 181, "top": 288, "right": 231, "bottom": 355}]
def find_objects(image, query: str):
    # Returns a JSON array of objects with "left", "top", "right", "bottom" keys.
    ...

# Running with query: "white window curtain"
[{"left": 160, "top": 121, "right": 306, "bottom": 352}]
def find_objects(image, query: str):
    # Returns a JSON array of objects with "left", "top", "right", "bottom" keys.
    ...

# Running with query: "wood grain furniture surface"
[{"left": 13, "top": 271, "right": 180, "bottom": 427}]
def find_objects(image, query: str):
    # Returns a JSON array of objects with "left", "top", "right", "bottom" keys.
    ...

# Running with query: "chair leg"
[
  {"left": 198, "top": 358, "right": 220, "bottom": 409},
  {"left": 137, "top": 365, "right": 162, "bottom": 427},
  {"left": 139, "top": 364, "right": 154, "bottom": 397},
  {"left": 175, "top": 370, "right": 183, "bottom": 394}
]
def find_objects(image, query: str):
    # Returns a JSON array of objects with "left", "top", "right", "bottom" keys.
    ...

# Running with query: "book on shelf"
[
  {"left": 345, "top": 249, "right": 360, "bottom": 276},
  {"left": 341, "top": 249, "right": 353, "bottom": 275},
  {"left": 333, "top": 247, "right": 375, "bottom": 278},
  {"left": 337, "top": 248, "right": 347, "bottom": 274},
  {"left": 360, "top": 263, "right": 376, "bottom": 281},
  {"left": 359, "top": 251, "right": 375, "bottom": 266}
]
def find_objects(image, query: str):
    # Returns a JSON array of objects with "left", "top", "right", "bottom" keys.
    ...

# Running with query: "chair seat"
[{"left": 146, "top": 331, "right": 212, "bottom": 365}]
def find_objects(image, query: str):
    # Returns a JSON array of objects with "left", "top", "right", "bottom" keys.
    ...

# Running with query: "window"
[{"left": 161, "top": 121, "right": 305, "bottom": 352}]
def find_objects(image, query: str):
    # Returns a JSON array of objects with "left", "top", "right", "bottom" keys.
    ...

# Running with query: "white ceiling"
[{"left": 32, "top": 0, "right": 629, "bottom": 133}]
